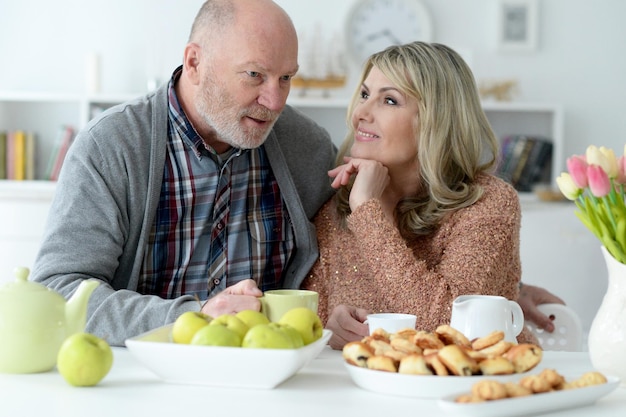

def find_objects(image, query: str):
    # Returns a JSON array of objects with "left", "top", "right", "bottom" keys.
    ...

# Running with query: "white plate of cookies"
[
  {"left": 438, "top": 370, "right": 619, "bottom": 417},
  {"left": 342, "top": 325, "right": 543, "bottom": 399}
]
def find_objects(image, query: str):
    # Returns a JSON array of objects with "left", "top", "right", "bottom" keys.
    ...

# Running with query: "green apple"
[
  {"left": 209, "top": 314, "right": 249, "bottom": 340},
  {"left": 172, "top": 311, "right": 212, "bottom": 344},
  {"left": 278, "top": 307, "right": 324, "bottom": 345},
  {"left": 269, "top": 322, "right": 304, "bottom": 348},
  {"left": 235, "top": 309, "right": 270, "bottom": 329},
  {"left": 190, "top": 323, "right": 242, "bottom": 347},
  {"left": 57, "top": 332, "right": 113, "bottom": 387},
  {"left": 241, "top": 323, "right": 295, "bottom": 349}
]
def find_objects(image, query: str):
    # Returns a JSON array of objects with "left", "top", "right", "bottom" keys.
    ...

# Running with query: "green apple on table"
[
  {"left": 269, "top": 322, "right": 304, "bottom": 348},
  {"left": 209, "top": 314, "right": 249, "bottom": 340},
  {"left": 242, "top": 323, "right": 296, "bottom": 349},
  {"left": 235, "top": 309, "right": 270, "bottom": 329},
  {"left": 56, "top": 332, "right": 113, "bottom": 387},
  {"left": 172, "top": 311, "right": 213, "bottom": 344},
  {"left": 279, "top": 307, "right": 324, "bottom": 345},
  {"left": 191, "top": 324, "right": 242, "bottom": 347}
]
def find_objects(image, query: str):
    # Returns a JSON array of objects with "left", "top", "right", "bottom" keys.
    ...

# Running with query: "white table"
[{"left": 1, "top": 347, "right": 624, "bottom": 416}]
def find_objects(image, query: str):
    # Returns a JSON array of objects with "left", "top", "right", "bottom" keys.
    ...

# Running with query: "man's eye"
[
  {"left": 246, "top": 71, "right": 261, "bottom": 78},
  {"left": 280, "top": 75, "right": 292, "bottom": 81}
]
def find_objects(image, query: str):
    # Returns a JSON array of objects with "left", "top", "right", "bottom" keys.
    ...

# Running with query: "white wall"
[{"left": 1, "top": 0, "right": 624, "bottom": 158}]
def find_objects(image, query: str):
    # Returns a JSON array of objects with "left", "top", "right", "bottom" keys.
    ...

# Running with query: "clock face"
[{"left": 345, "top": 0, "right": 433, "bottom": 67}]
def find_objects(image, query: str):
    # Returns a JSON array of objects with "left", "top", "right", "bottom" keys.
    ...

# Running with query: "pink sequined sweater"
[{"left": 303, "top": 174, "right": 537, "bottom": 344}]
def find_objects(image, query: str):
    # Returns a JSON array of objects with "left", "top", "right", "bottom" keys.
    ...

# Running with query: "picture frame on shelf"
[{"left": 497, "top": 0, "right": 538, "bottom": 52}]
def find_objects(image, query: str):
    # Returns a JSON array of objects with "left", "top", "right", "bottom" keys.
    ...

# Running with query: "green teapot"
[{"left": 0, "top": 267, "right": 99, "bottom": 373}]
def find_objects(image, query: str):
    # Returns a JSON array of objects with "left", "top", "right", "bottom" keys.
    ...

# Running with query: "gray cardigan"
[{"left": 31, "top": 84, "right": 337, "bottom": 346}]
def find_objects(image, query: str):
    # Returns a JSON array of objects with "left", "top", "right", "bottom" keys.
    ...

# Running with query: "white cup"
[{"left": 366, "top": 313, "right": 417, "bottom": 335}]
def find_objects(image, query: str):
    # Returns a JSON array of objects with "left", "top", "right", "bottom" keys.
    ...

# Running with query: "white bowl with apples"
[{"left": 125, "top": 308, "right": 332, "bottom": 389}]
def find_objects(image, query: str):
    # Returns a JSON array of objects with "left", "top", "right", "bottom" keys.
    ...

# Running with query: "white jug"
[{"left": 450, "top": 295, "right": 524, "bottom": 343}]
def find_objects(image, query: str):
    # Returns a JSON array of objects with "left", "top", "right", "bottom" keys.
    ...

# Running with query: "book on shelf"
[
  {"left": 2, "top": 130, "right": 36, "bottom": 181},
  {"left": 0, "top": 130, "right": 36, "bottom": 181},
  {"left": 12, "top": 130, "right": 26, "bottom": 180},
  {"left": 25, "top": 131, "right": 36, "bottom": 180},
  {"left": 496, "top": 135, "right": 553, "bottom": 192},
  {"left": 0, "top": 131, "right": 6, "bottom": 180},
  {"left": 46, "top": 125, "right": 75, "bottom": 181}
]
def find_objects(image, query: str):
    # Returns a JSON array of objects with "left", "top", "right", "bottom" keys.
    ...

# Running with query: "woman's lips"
[{"left": 356, "top": 129, "right": 379, "bottom": 142}]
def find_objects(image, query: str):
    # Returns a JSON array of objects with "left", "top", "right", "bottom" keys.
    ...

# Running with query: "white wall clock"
[{"left": 344, "top": 0, "right": 434, "bottom": 67}]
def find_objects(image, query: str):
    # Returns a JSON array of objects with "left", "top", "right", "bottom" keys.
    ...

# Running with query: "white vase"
[{"left": 588, "top": 246, "right": 626, "bottom": 386}]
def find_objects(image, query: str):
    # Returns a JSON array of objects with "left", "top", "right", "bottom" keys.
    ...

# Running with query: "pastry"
[
  {"left": 424, "top": 352, "right": 449, "bottom": 376},
  {"left": 391, "top": 328, "right": 418, "bottom": 340},
  {"left": 437, "top": 344, "right": 479, "bottom": 376},
  {"left": 390, "top": 336, "right": 422, "bottom": 354},
  {"left": 342, "top": 341, "right": 374, "bottom": 367},
  {"left": 366, "top": 355, "right": 397, "bottom": 372},
  {"left": 471, "top": 330, "right": 505, "bottom": 351},
  {"left": 477, "top": 340, "right": 513, "bottom": 357},
  {"left": 518, "top": 374, "right": 552, "bottom": 393},
  {"left": 504, "top": 381, "right": 532, "bottom": 398},
  {"left": 502, "top": 343, "right": 543, "bottom": 373},
  {"left": 398, "top": 353, "right": 433, "bottom": 375},
  {"left": 367, "top": 339, "right": 395, "bottom": 356},
  {"left": 369, "top": 328, "right": 391, "bottom": 342},
  {"left": 478, "top": 356, "right": 515, "bottom": 376},
  {"left": 412, "top": 330, "right": 445, "bottom": 350},
  {"left": 435, "top": 324, "right": 471, "bottom": 348},
  {"left": 454, "top": 394, "right": 485, "bottom": 403},
  {"left": 538, "top": 368, "right": 566, "bottom": 389},
  {"left": 570, "top": 371, "right": 608, "bottom": 388}
]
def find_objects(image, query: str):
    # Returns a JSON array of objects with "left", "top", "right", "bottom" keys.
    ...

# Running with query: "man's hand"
[
  {"left": 518, "top": 283, "right": 565, "bottom": 333},
  {"left": 200, "top": 279, "right": 263, "bottom": 317},
  {"left": 325, "top": 304, "right": 370, "bottom": 350}
]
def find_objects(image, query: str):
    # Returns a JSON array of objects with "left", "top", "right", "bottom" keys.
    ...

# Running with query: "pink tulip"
[
  {"left": 587, "top": 165, "right": 611, "bottom": 197},
  {"left": 567, "top": 155, "right": 588, "bottom": 188}
]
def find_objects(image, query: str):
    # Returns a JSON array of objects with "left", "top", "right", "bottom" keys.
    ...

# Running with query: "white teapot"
[{"left": 450, "top": 294, "right": 524, "bottom": 343}]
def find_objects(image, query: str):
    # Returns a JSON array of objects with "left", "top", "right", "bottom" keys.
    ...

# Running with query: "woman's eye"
[
  {"left": 359, "top": 90, "right": 369, "bottom": 99},
  {"left": 385, "top": 97, "right": 398, "bottom": 105}
]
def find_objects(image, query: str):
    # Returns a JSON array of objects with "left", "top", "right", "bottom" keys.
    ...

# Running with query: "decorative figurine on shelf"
[
  {"left": 479, "top": 79, "right": 518, "bottom": 102},
  {"left": 292, "top": 24, "right": 347, "bottom": 98}
]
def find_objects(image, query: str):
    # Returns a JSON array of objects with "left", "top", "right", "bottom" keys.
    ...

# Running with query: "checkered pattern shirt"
[{"left": 138, "top": 68, "right": 294, "bottom": 300}]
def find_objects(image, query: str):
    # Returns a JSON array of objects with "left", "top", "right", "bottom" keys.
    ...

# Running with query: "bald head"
[{"left": 189, "top": 0, "right": 296, "bottom": 46}]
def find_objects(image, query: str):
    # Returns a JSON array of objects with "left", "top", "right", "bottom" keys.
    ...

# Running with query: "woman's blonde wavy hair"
[{"left": 335, "top": 42, "right": 499, "bottom": 238}]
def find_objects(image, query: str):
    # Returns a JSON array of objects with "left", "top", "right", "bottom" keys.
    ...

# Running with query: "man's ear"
[{"left": 183, "top": 43, "right": 202, "bottom": 85}]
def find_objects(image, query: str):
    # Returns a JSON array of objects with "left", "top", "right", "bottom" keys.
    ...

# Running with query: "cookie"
[{"left": 471, "top": 379, "right": 508, "bottom": 400}]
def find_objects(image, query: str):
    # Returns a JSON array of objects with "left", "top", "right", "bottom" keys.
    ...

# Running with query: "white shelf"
[
  {"left": 0, "top": 180, "right": 56, "bottom": 200},
  {"left": 287, "top": 98, "right": 564, "bottom": 188},
  {"left": 0, "top": 91, "right": 564, "bottom": 187}
]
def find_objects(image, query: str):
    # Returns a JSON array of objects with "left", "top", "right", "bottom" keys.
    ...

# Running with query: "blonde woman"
[{"left": 302, "top": 42, "right": 538, "bottom": 349}]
